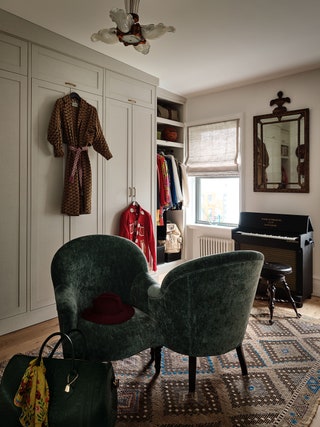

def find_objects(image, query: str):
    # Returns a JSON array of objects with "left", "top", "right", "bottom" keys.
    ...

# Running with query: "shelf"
[
  {"left": 157, "top": 139, "right": 184, "bottom": 148},
  {"left": 157, "top": 117, "right": 184, "bottom": 127}
]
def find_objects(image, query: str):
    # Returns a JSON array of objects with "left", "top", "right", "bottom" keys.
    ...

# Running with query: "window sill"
[{"left": 187, "top": 223, "right": 235, "bottom": 231}]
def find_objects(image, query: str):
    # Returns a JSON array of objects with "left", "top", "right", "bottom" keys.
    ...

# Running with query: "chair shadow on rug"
[
  {"left": 148, "top": 250, "right": 264, "bottom": 392},
  {"left": 51, "top": 234, "right": 163, "bottom": 372}
]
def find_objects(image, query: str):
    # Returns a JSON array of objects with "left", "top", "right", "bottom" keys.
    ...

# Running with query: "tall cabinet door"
[
  {"left": 104, "top": 98, "right": 132, "bottom": 235},
  {"left": 0, "top": 70, "right": 27, "bottom": 320},
  {"left": 104, "top": 99, "right": 155, "bottom": 235},
  {"left": 30, "top": 79, "right": 68, "bottom": 311},
  {"left": 132, "top": 104, "right": 155, "bottom": 216},
  {"left": 31, "top": 80, "right": 105, "bottom": 310}
]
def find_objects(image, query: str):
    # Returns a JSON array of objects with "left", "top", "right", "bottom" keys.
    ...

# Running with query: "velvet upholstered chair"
[
  {"left": 148, "top": 250, "right": 264, "bottom": 392},
  {"left": 51, "top": 234, "right": 162, "bottom": 372}
]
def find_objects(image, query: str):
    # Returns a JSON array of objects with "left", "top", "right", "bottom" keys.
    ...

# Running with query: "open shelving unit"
[{"left": 156, "top": 88, "right": 186, "bottom": 269}]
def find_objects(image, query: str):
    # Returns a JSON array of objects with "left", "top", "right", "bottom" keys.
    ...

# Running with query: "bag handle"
[
  {"left": 37, "top": 332, "right": 79, "bottom": 393},
  {"left": 38, "top": 332, "right": 74, "bottom": 359},
  {"left": 48, "top": 329, "right": 87, "bottom": 359}
]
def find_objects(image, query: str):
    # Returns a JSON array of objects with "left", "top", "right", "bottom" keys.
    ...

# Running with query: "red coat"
[{"left": 119, "top": 203, "right": 157, "bottom": 271}]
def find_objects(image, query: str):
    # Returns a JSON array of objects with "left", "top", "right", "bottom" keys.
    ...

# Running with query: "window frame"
[{"left": 195, "top": 175, "right": 240, "bottom": 226}]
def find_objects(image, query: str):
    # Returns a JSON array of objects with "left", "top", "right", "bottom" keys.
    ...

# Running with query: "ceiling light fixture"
[{"left": 91, "top": 0, "right": 175, "bottom": 54}]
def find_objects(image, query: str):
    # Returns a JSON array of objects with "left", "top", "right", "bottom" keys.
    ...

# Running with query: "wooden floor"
[
  {"left": 1, "top": 296, "right": 319, "bottom": 362},
  {"left": 0, "top": 317, "right": 60, "bottom": 362}
]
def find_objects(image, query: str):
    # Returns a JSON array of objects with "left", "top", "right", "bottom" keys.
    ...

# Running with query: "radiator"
[{"left": 199, "top": 236, "right": 234, "bottom": 257}]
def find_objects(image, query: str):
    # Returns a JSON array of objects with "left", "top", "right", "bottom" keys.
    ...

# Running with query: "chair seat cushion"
[{"left": 77, "top": 307, "right": 163, "bottom": 361}]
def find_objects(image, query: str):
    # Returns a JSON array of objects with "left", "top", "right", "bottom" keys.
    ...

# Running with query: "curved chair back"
[
  {"left": 150, "top": 250, "right": 264, "bottom": 357},
  {"left": 51, "top": 234, "right": 148, "bottom": 313}
]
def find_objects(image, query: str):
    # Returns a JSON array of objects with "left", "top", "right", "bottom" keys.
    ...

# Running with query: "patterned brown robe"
[{"left": 48, "top": 95, "right": 112, "bottom": 215}]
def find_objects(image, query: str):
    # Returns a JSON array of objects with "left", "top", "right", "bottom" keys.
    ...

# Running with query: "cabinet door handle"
[
  {"left": 128, "top": 187, "right": 132, "bottom": 198},
  {"left": 128, "top": 99, "right": 137, "bottom": 104},
  {"left": 133, "top": 187, "right": 136, "bottom": 198}
]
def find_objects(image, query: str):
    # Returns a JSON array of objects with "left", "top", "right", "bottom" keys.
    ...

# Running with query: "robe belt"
[{"left": 69, "top": 146, "right": 88, "bottom": 188}]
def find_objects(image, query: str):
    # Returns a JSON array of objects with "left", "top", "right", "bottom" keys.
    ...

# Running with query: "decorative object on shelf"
[
  {"left": 164, "top": 222, "right": 182, "bottom": 254},
  {"left": 157, "top": 104, "right": 170, "bottom": 119},
  {"left": 162, "top": 126, "right": 178, "bottom": 142},
  {"left": 157, "top": 103, "right": 180, "bottom": 121},
  {"left": 91, "top": 0, "right": 175, "bottom": 54}
]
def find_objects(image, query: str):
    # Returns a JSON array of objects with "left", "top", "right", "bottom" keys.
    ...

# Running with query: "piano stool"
[{"left": 261, "top": 262, "right": 301, "bottom": 324}]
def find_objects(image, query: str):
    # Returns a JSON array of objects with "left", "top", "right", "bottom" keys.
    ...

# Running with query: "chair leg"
[
  {"left": 189, "top": 356, "right": 197, "bottom": 392},
  {"left": 154, "top": 346, "right": 162, "bottom": 374},
  {"left": 150, "top": 348, "right": 155, "bottom": 361},
  {"left": 236, "top": 345, "right": 248, "bottom": 376},
  {"left": 150, "top": 347, "right": 162, "bottom": 374}
]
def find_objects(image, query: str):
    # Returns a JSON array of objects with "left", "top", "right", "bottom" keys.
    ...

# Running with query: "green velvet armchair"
[
  {"left": 148, "top": 250, "right": 264, "bottom": 391},
  {"left": 51, "top": 234, "right": 163, "bottom": 372}
]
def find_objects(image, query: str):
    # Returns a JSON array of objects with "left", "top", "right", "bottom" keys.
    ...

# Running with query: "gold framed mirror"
[{"left": 253, "top": 92, "right": 309, "bottom": 193}]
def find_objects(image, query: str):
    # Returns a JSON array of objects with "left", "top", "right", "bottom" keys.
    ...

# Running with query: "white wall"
[{"left": 185, "top": 69, "right": 320, "bottom": 297}]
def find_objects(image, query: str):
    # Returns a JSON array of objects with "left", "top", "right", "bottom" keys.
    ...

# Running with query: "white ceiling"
[{"left": 1, "top": 0, "right": 320, "bottom": 97}]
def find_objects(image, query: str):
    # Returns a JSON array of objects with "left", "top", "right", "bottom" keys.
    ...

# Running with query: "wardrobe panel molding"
[
  {"left": 0, "top": 32, "right": 28, "bottom": 75},
  {"left": 0, "top": 70, "right": 28, "bottom": 321},
  {"left": 32, "top": 45, "right": 103, "bottom": 95},
  {"left": 105, "top": 70, "right": 155, "bottom": 108}
]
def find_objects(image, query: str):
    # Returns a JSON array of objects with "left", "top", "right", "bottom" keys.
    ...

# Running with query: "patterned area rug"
[
  {"left": 114, "top": 310, "right": 320, "bottom": 427},
  {"left": 0, "top": 309, "right": 319, "bottom": 427}
]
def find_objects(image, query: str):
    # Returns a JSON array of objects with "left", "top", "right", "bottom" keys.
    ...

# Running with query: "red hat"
[{"left": 81, "top": 292, "right": 135, "bottom": 324}]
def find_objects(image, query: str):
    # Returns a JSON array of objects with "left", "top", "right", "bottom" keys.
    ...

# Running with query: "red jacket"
[{"left": 119, "top": 203, "right": 157, "bottom": 271}]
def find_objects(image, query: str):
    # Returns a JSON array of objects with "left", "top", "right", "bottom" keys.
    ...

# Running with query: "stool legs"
[
  {"left": 282, "top": 278, "right": 301, "bottom": 319},
  {"left": 267, "top": 281, "right": 277, "bottom": 324},
  {"left": 267, "top": 276, "right": 301, "bottom": 324}
]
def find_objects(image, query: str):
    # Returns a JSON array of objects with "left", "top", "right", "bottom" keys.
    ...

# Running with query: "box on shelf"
[{"left": 165, "top": 252, "right": 181, "bottom": 262}]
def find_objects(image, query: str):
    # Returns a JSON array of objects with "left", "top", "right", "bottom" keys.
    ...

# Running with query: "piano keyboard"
[{"left": 236, "top": 231, "right": 298, "bottom": 241}]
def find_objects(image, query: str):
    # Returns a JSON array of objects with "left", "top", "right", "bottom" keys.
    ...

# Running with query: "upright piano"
[{"left": 232, "top": 212, "right": 314, "bottom": 306}]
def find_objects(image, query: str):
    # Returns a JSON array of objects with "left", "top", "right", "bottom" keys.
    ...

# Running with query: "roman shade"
[{"left": 186, "top": 119, "right": 240, "bottom": 176}]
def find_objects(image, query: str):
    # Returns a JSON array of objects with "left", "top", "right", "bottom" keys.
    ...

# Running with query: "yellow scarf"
[{"left": 14, "top": 357, "right": 50, "bottom": 427}]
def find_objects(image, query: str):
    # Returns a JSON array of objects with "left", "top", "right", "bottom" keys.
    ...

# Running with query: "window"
[{"left": 187, "top": 119, "right": 240, "bottom": 226}]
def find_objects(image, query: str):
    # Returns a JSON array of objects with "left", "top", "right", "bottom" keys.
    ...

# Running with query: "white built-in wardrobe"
[{"left": 0, "top": 10, "right": 158, "bottom": 334}]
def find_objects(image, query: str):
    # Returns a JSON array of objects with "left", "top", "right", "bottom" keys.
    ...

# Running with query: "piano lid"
[{"left": 235, "top": 212, "right": 313, "bottom": 235}]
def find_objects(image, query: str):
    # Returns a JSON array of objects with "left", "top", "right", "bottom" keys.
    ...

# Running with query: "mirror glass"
[{"left": 254, "top": 108, "right": 309, "bottom": 193}]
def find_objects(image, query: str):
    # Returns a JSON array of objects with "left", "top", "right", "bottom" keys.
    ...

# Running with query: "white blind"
[{"left": 186, "top": 119, "right": 240, "bottom": 176}]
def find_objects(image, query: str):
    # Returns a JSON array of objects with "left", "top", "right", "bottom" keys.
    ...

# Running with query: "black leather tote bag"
[{"left": 0, "top": 331, "right": 117, "bottom": 427}]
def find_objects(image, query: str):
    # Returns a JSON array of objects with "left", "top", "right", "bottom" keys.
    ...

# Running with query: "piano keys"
[{"left": 232, "top": 212, "right": 314, "bottom": 307}]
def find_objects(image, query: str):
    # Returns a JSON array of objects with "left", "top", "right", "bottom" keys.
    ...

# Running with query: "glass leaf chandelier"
[{"left": 91, "top": 0, "right": 175, "bottom": 54}]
